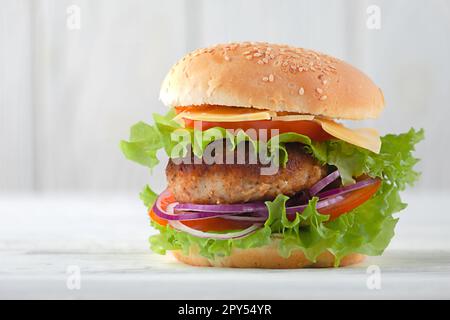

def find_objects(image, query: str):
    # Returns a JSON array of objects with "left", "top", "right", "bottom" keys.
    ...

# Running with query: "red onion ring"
[
  {"left": 153, "top": 191, "right": 235, "bottom": 221},
  {"left": 317, "top": 178, "right": 379, "bottom": 199},
  {"left": 175, "top": 202, "right": 267, "bottom": 214},
  {"left": 285, "top": 194, "right": 345, "bottom": 215},
  {"left": 168, "top": 221, "right": 262, "bottom": 240},
  {"left": 220, "top": 214, "right": 268, "bottom": 222},
  {"left": 309, "top": 170, "right": 340, "bottom": 196}
]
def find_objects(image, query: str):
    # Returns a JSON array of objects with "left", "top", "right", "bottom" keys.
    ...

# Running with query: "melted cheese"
[{"left": 314, "top": 118, "right": 381, "bottom": 154}]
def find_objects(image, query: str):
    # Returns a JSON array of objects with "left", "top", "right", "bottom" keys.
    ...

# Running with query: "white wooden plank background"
[
  {"left": 1, "top": 0, "right": 449, "bottom": 194},
  {"left": 0, "top": 0, "right": 34, "bottom": 191}
]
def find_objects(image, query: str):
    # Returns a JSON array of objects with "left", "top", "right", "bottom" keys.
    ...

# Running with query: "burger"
[{"left": 121, "top": 42, "right": 423, "bottom": 268}]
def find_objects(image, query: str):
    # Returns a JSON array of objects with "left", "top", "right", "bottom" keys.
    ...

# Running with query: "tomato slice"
[
  {"left": 149, "top": 192, "right": 252, "bottom": 232},
  {"left": 318, "top": 179, "right": 382, "bottom": 221},
  {"left": 181, "top": 218, "right": 253, "bottom": 232},
  {"left": 175, "top": 106, "right": 333, "bottom": 141},
  {"left": 182, "top": 118, "right": 332, "bottom": 141}
]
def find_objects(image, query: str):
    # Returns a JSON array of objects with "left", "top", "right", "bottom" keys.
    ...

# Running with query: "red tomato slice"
[
  {"left": 182, "top": 118, "right": 332, "bottom": 141},
  {"left": 175, "top": 106, "right": 333, "bottom": 141},
  {"left": 149, "top": 192, "right": 252, "bottom": 232},
  {"left": 318, "top": 179, "right": 382, "bottom": 221}
]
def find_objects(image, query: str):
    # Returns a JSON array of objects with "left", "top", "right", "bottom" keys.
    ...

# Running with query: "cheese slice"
[
  {"left": 178, "top": 111, "right": 273, "bottom": 122},
  {"left": 175, "top": 106, "right": 274, "bottom": 122},
  {"left": 271, "top": 114, "right": 315, "bottom": 121},
  {"left": 314, "top": 118, "right": 381, "bottom": 154}
]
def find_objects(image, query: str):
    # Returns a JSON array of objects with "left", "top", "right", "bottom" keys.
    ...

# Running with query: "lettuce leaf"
[
  {"left": 121, "top": 110, "right": 423, "bottom": 187},
  {"left": 140, "top": 185, "right": 158, "bottom": 208},
  {"left": 120, "top": 110, "right": 424, "bottom": 264},
  {"left": 150, "top": 182, "right": 405, "bottom": 266},
  {"left": 120, "top": 121, "right": 163, "bottom": 169},
  {"left": 309, "top": 128, "right": 424, "bottom": 186}
]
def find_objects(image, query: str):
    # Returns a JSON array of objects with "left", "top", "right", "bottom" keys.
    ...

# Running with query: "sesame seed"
[
  {"left": 316, "top": 88, "right": 323, "bottom": 94},
  {"left": 299, "top": 87, "right": 305, "bottom": 95},
  {"left": 322, "top": 80, "right": 328, "bottom": 85},
  {"left": 320, "top": 95, "right": 327, "bottom": 101},
  {"left": 262, "top": 76, "right": 269, "bottom": 82},
  {"left": 269, "top": 74, "right": 274, "bottom": 82},
  {"left": 190, "top": 43, "right": 339, "bottom": 78}
]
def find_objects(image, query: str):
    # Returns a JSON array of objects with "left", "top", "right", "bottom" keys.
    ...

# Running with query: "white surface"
[{"left": 1, "top": 192, "right": 449, "bottom": 299}]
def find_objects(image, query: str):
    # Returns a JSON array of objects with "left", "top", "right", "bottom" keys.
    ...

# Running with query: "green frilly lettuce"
[{"left": 121, "top": 110, "right": 424, "bottom": 265}]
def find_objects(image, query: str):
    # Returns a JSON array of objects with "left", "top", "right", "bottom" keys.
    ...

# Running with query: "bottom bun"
[{"left": 172, "top": 242, "right": 365, "bottom": 268}]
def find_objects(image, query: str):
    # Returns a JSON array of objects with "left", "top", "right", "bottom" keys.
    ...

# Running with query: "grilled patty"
[{"left": 166, "top": 143, "right": 326, "bottom": 204}]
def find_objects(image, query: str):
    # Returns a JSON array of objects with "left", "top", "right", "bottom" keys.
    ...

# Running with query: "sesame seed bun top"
[{"left": 159, "top": 42, "right": 385, "bottom": 120}]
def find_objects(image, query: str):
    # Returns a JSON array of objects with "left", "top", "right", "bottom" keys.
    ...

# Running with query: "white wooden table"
[{"left": 1, "top": 192, "right": 449, "bottom": 299}]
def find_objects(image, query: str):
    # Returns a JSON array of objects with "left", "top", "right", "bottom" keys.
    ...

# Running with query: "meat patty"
[{"left": 166, "top": 143, "right": 327, "bottom": 204}]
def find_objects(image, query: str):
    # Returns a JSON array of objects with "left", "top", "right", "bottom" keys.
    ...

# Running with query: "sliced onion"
[
  {"left": 153, "top": 191, "right": 234, "bottom": 221},
  {"left": 175, "top": 202, "right": 267, "bottom": 214},
  {"left": 316, "top": 195, "right": 346, "bottom": 209},
  {"left": 168, "top": 221, "right": 262, "bottom": 240},
  {"left": 317, "top": 178, "right": 379, "bottom": 199},
  {"left": 153, "top": 204, "right": 231, "bottom": 221},
  {"left": 285, "top": 194, "right": 345, "bottom": 215},
  {"left": 309, "top": 170, "right": 340, "bottom": 196},
  {"left": 220, "top": 214, "right": 268, "bottom": 222}
]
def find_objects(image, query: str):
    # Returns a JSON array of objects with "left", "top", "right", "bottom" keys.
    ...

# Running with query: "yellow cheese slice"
[
  {"left": 175, "top": 106, "right": 274, "bottom": 122},
  {"left": 271, "top": 114, "right": 315, "bottom": 121},
  {"left": 178, "top": 111, "right": 273, "bottom": 122},
  {"left": 314, "top": 118, "right": 381, "bottom": 154}
]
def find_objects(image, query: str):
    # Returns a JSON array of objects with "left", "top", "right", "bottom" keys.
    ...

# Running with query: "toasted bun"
[
  {"left": 172, "top": 241, "right": 365, "bottom": 268},
  {"left": 160, "top": 42, "right": 384, "bottom": 120}
]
